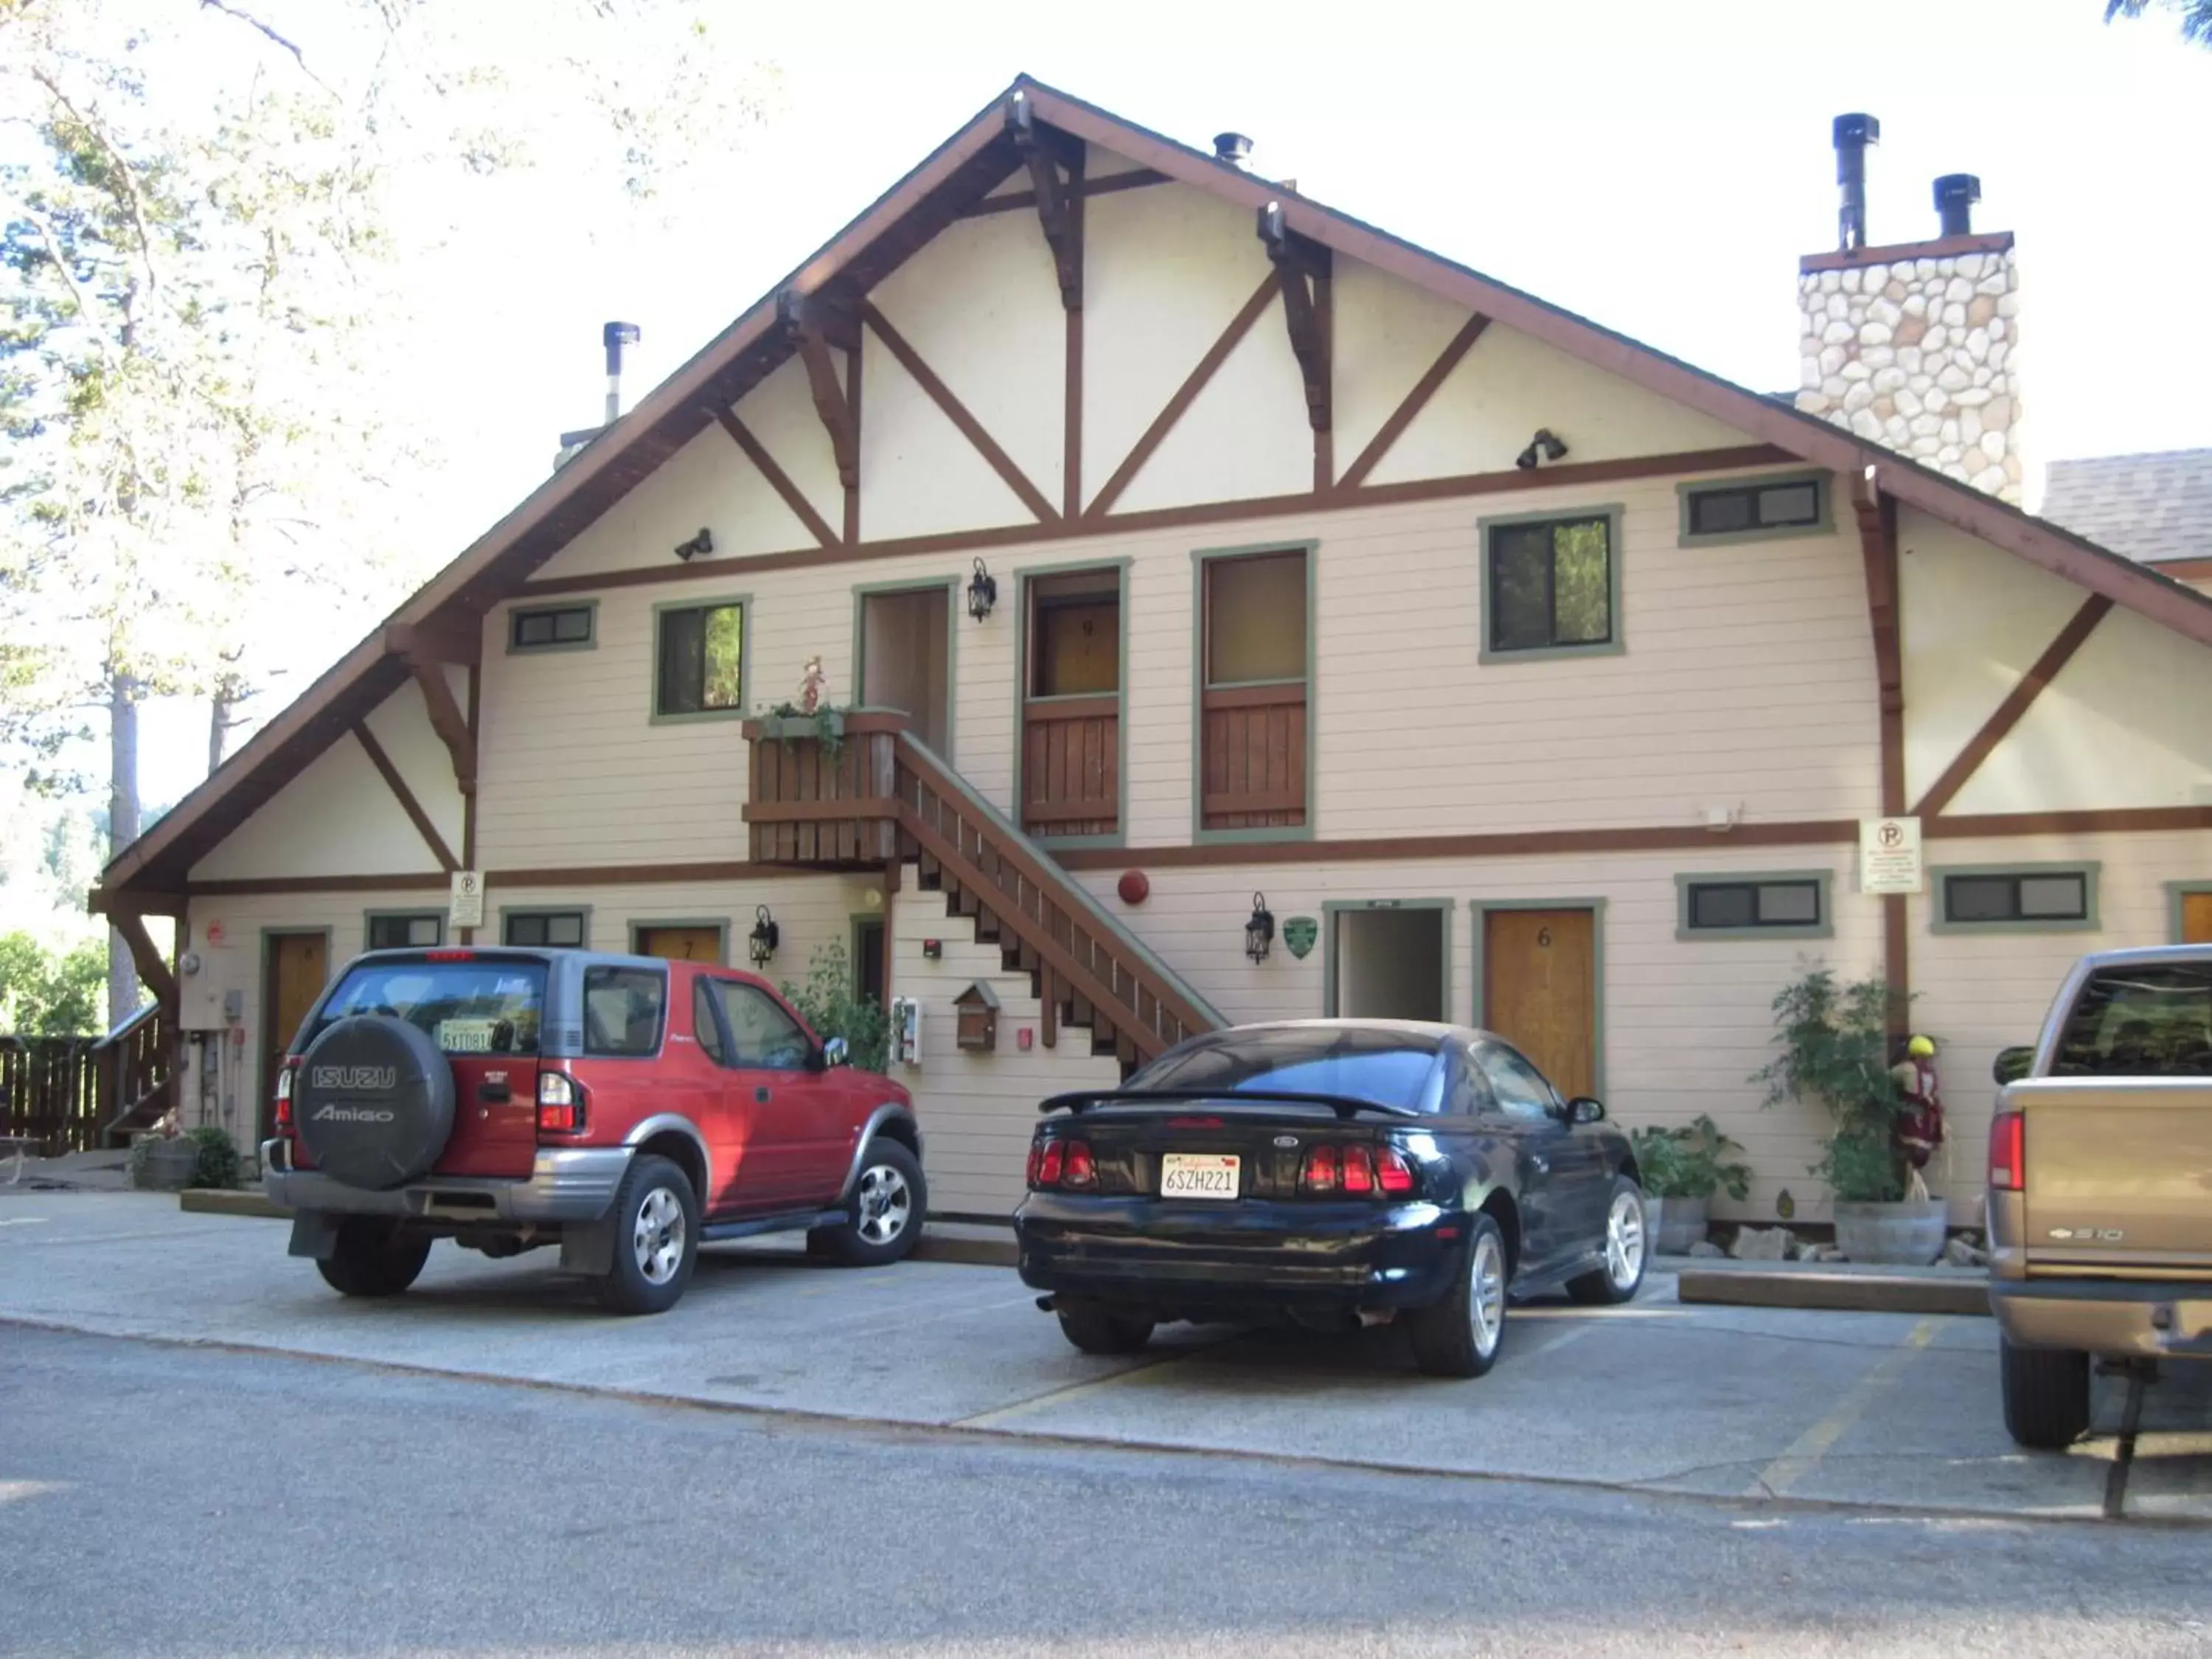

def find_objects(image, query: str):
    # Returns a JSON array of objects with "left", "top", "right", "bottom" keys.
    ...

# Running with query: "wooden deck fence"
[{"left": 0, "top": 1003, "right": 175, "bottom": 1156}]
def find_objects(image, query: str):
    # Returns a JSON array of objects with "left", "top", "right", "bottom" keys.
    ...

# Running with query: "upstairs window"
[
  {"left": 366, "top": 913, "right": 443, "bottom": 951},
  {"left": 1938, "top": 866, "right": 2096, "bottom": 931},
  {"left": 509, "top": 603, "right": 596, "bottom": 653},
  {"left": 1483, "top": 512, "right": 1618, "bottom": 658},
  {"left": 504, "top": 910, "right": 588, "bottom": 948},
  {"left": 1677, "top": 875, "right": 1829, "bottom": 939},
  {"left": 1680, "top": 474, "right": 1829, "bottom": 543},
  {"left": 655, "top": 599, "right": 746, "bottom": 719}
]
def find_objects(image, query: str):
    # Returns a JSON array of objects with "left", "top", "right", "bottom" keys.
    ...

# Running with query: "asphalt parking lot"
[{"left": 1, "top": 1190, "right": 2206, "bottom": 1525}]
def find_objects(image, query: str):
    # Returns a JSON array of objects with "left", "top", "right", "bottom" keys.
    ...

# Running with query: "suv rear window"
[
  {"left": 2053, "top": 964, "right": 2212, "bottom": 1077},
  {"left": 1129, "top": 1027, "right": 1446, "bottom": 1110},
  {"left": 583, "top": 965, "right": 666, "bottom": 1057},
  {"left": 312, "top": 957, "right": 546, "bottom": 1056}
]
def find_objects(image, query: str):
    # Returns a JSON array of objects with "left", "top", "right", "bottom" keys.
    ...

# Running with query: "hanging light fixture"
[
  {"left": 1245, "top": 892, "right": 1276, "bottom": 963},
  {"left": 748, "top": 904, "right": 780, "bottom": 967},
  {"left": 966, "top": 556, "right": 998, "bottom": 623}
]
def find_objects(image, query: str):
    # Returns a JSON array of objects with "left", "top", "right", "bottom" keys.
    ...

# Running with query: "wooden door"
[
  {"left": 261, "top": 932, "right": 328, "bottom": 1138},
  {"left": 1482, "top": 909, "right": 1597, "bottom": 1102},
  {"left": 636, "top": 925, "right": 723, "bottom": 964},
  {"left": 1022, "top": 572, "right": 1121, "bottom": 838},
  {"left": 2182, "top": 891, "right": 2212, "bottom": 944}
]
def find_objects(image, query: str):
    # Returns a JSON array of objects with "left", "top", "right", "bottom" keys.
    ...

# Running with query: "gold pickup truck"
[{"left": 1988, "top": 945, "right": 2212, "bottom": 1448}]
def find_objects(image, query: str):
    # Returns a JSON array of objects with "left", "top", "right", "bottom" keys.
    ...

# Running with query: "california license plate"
[{"left": 1160, "top": 1152, "right": 1239, "bottom": 1200}]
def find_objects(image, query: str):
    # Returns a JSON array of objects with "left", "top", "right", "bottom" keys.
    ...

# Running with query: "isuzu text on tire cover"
[{"left": 262, "top": 945, "right": 925, "bottom": 1313}]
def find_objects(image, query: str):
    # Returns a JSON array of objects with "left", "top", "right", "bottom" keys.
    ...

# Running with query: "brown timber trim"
[
  {"left": 1051, "top": 820, "right": 1861, "bottom": 870},
  {"left": 860, "top": 303, "right": 1058, "bottom": 523},
  {"left": 113, "top": 911, "right": 180, "bottom": 1012},
  {"left": 1338, "top": 313, "right": 1490, "bottom": 490},
  {"left": 958, "top": 167, "right": 1169, "bottom": 218},
  {"left": 460, "top": 664, "right": 480, "bottom": 944},
  {"left": 843, "top": 341, "right": 863, "bottom": 545},
  {"left": 713, "top": 409, "right": 841, "bottom": 549},
  {"left": 520, "top": 445, "right": 1796, "bottom": 599},
  {"left": 352, "top": 722, "right": 459, "bottom": 872},
  {"left": 1085, "top": 274, "right": 1279, "bottom": 520},
  {"left": 2150, "top": 557, "right": 2212, "bottom": 581},
  {"left": 1799, "top": 231, "right": 2014, "bottom": 273},
  {"left": 1912, "top": 594, "right": 2114, "bottom": 820},
  {"left": 408, "top": 660, "right": 477, "bottom": 796},
  {"left": 1851, "top": 476, "right": 1908, "bottom": 1029},
  {"left": 185, "top": 860, "right": 823, "bottom": 900},
  {"left": 1062, "top": 145, "right": 1085, "bottom": 518},
  {"left": 1927, "top": 806, "right": 2212, "bottom": 838}
]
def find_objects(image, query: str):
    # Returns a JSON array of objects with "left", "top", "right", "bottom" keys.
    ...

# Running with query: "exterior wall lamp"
[
  {"left": 748, "top": 904, "right": 780, "bottom": 967},
  {"left": 967, "top": 557, "right": 998, "bottom": 623},
  {"left": 1245, "top": 892, "right": 1276, "bottom": 963},
  {"left": 1514, "top": 428, "right": 1568, "bottom": 470}
]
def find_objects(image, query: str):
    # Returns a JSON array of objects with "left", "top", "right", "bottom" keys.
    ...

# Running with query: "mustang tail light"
[
  {"left": 537, "top": 1071, "right": 588, "bottom": 1135},
  {"left": 1027, "top": 1138, "right": 1096, "bottom": 1190},
  {"left": 1062, "top": 1141, "right": 1097, "bottom": 1188},
  {"left": 1302, "top": 1143, "right": 1418, "bottom": 1198},
  {"left": 1988, "top": 1110, "right": 2025, "bottom": 1192},
  {"left": 274, "top": 1059, "right": 299, "bottom": 1130}
]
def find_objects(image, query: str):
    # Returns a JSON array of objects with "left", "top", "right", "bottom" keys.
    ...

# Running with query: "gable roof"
[
  {"left": 2043, "top": 449, "right": 2212, "bottom": 567},
  {"left": 95, "top": 74, "right": 2212, "bottom": 903}
]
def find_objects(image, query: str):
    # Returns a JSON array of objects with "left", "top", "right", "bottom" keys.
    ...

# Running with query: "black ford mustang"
[{"left": 1013, "top": 1020, "right": 1647, "bottom": 1377}]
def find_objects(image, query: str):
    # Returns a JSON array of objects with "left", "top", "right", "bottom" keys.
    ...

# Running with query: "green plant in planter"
[
  {"left": 780, "top": 939, "right": 888, "bottom": 1074},
  {"left": 758, "top": 701, "right": 850, "bottom": 765},
  {"left": 186, "top": 1126, "right": 241, "bottom": 1190},
  {"left": 1752, "top": 967, "right": 1914, "bottom": 1203},
  {"left": 1628, "top": 1115, "right": 1753, "bottom": 1202}
]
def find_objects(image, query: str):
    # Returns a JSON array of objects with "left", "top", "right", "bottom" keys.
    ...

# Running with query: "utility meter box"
[{"left": 888, "top": 996, "right": 922, "bottom": 1067}]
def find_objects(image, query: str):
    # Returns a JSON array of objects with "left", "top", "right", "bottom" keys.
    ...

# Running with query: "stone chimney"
[{"left": 1795, "top": 117, "right": 2022, "bottom": 503}]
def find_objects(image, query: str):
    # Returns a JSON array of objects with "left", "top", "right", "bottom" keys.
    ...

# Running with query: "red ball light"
[{"left": 1116, "top": 869, "right": 1150, "bottom": 905}]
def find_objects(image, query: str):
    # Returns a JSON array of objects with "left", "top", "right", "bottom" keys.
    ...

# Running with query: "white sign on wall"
[
  {"left": 1859, "top": 816, "right": 1924, "bottom": 896},
  {"left": 449, "top": 869, "right": 487, "bottom": 930}
]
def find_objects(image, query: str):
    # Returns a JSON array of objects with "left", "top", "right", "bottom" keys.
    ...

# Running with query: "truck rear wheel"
[
  {"left": 2000, "top": 1337, "right": 2092, "bottom": 1449},
  {"left": 316, "top": 1219, "right": 433, "bottom": 1298}
]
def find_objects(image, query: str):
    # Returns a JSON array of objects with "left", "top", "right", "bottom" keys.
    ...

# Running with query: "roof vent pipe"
[
  {"left": 1213, "top": 131, "right": 1253, "bottom": 170},
  {"left": 602, "top": 320, "right": 641, "bottom": 425},
  {"left": 1933, "top": 173, "right": 1981, "bottom": 237},
  {"left": 1831, "top": 113, "right": 1880, "bottom": 252}
]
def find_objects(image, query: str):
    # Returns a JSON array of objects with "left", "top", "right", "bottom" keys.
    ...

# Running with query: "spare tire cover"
[{"left": 295, "top": 1015, "right": 456, "bottom": 1191}]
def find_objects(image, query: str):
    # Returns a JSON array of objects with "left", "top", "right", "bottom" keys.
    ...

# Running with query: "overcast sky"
[{"left": 136, "top": 0, "right": 2212, "bottom": 809}]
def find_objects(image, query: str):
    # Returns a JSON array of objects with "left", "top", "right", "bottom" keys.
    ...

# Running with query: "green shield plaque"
[{"left": 1282, "top": 915, "right": 1318, "bottom": 959}]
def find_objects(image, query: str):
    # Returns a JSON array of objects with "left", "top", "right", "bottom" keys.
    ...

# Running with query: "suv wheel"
[
  {"left": 594, "top": 1154, "right": 698, "bottom": 1315},
  {"left": 316, "top": 1219, "right": 434, "bottom": 1298},
  {"left": 2000, "top": 1337, "right": 2093, "bottom": 1449},
  {"left": 812, "top": 1138, "right": 926, "bottom": 1267},
  {"left": 1409, "top": 1211, "right": 1509, "bottom": 1379}
]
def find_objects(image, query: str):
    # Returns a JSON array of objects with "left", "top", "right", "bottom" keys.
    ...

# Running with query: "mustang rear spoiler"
[{"left": 1037, "top": 1087, "right": 1419, "bottom": 1121}]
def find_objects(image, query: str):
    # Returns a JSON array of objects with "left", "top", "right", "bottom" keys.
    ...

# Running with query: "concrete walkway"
[{"left": 1, "top": 1189, "right": 2205, "bottom": 1525}]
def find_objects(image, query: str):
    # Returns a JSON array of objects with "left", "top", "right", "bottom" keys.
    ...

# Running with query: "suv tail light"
[
  {"left": 538, "top": 1071, "right": 588, "bottom": 1135},
  {"left": 1026, "top": 1138, "right": 1095, "bottom": 1190},
  {"left": 1989, "top": 1110, "right": 2024, "bottom": 1192},
  {"left": 1302, "top": 1143, "right": 1417, "bottom": 1197},
  {"left": 273, "top": 1059, "right": 299, "bottom": 1130}
]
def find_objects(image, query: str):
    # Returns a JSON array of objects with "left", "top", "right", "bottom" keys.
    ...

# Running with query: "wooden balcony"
[{"left": 740, "top": 709, "right": 907, "bottom": 867}]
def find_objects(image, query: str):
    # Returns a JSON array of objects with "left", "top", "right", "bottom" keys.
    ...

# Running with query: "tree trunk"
[
  {"left": 107, "top": 672, "right": 142, "bottom": 1030},
  {"left": 209, "top": 681, "right": 232, "bottom": 777}
]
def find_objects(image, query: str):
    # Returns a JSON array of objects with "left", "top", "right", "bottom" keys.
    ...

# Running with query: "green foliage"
[
  {"left": 779, "top": 939, "right": 887, "bottom": 1074},
  {"left": 2107, "top": 0, "right": 2212, "bottom": 46},
  {"left": 1810, "top": 1124, "right": 1907, "bottom": 1205},
  {"left": 1753, "top": 967, "right": 1918, "bottom": 1203},
  {"left": 186, "top": 1125, "right": 241, "bottom": 1190},
  {"left": 0, "top": 931, "right": 109, "bottom": 1034},
  {"left": 1628, "top": 1114, "right": 1753, "bottom": 1201}
]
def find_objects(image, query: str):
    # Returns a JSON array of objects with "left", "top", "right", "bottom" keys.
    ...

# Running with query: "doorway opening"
[
  {"left": 1020, "top": 566, "right": 1123, "bottom": 839},
  {"left": 852, "top": 916, "right": 887, "bottom": 1006},
  {"left": 1327, "top": 902, "right": 1448, "bottom": 1022},
  {"left": 1198, "top": 546, "right": 1310, "bottom": 833},
  {"left": 858, "top": 583, "right": 952, "bottom": 752}
]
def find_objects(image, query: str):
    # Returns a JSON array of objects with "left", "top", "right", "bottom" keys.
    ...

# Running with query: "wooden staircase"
[{"left": 743, "top": 712, "right": 1224, "bottom": 1065}]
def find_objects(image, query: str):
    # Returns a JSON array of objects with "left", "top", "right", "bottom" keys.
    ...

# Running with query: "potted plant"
[
  {"left": 1753, "top": 967, "right": 1947, "bottom": 1265},
  {"left": 129, "top": 1127, "right": 200, "bottom": 1192},
  {"left": 1627, "top": 1115, "right": 1753, "bottom": 1254}
]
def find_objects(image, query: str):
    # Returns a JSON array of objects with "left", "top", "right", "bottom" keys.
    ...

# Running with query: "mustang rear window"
[
  {"left": 2053, "top": 966, "right": 2212, "bottom": 1077},
  {"left": 1130, "top": 1028, "right": 1444, "bottom": 1110},
  {"left": 310, "top": 960, "right": 546, "bottom": 1056}
]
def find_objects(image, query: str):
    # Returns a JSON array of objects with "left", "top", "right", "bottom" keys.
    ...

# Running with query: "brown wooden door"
[
  {"left": 1483, "top": 908, "right": 1597, "bottom": 1102},
  {"left": 2182, "top": 892, "right": 2212, "bottom": 944},
  {"left": 261, "top": 932, "right": 328, "bottom": 1138},
  {"left": 636, "top": 926, "right": 723, "bottom": 964}
]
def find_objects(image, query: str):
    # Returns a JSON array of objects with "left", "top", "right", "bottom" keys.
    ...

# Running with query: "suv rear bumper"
[
  {"left": 261, "top": 1138, "right": 628, "bottom": 1225},
  {"left": 1989, "top": 1276, "right": 2212, "bottom": 1360}
]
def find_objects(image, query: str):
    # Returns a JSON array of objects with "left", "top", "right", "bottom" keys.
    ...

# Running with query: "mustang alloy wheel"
[
  {"left": 1569, "top": 1176, "right": 1650, "bottom": 1306},
  {"left": 1411, "top": 1210, "right": 1510, "bottom": 1378},
  {"left": 1469, "top": 1225, "right": 1507, "bottom": 1360}
]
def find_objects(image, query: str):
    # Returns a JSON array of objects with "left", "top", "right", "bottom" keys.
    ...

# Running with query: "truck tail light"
[
  {"left": 537, "top": 1071, "right": 588, "bottom": 1135},
  {"left": 1989, "top": 1110, "right": 2024, "bottom": 1192},
  {"left": 274, "top": 1060, "right": 298, "bottom": 1130}
]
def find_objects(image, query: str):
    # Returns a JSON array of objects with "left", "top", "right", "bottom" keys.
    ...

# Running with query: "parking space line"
[
  {"left": 950, "top": 1338, "right": 1246, "bottom": 1429},
  {"left": 1747, "top": 1316, "right": 1940, "bottom": 1498},
  {"left": 1525, "top": 1323, "right": 1598, "bottom": 1360}
]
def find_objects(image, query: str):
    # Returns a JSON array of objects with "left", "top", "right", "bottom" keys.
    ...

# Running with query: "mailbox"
[{"left": 952, "top": 981, "right": 1001, "bottom": 1053}]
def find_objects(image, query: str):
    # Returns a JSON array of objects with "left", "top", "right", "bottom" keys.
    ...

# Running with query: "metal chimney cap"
[
  {"left": 1933, "top": 173, "right": 1982, "bottom": 207},
  {"left": 1213, "top": 131, "right": 1253, "bottom": 167},
  {"left": 1832, "top": 113, "right": 1881, "bottom": 147},
  {"left": 602, "top": 321, "right": 641, "bottom": 349}
]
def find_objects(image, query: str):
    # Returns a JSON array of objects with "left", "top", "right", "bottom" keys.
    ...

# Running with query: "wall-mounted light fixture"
[
  {"left": 674, "top": 527, "right": 714, "bottom": 562},
  {"left": 967, "top": 556, "right": 998, "bottom": 623},
  {"left": 1245, "top": 891, "right": 1276, "bottom": 963},
  {"left": 1514, "top": 428, "right": 1569, "bottom": 471},
  {"left": 748, "top": 904, "right": 779, "bottom": 967}
]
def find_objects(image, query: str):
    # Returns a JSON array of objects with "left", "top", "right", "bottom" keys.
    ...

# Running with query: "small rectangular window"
[
  {"left": 1679, "top": 876, "right": 1828, "bottom": 938},
  {"left": 1941, "top": 870, "right": 2092, "bottom": 928},
  {"left": 1683, "top": 476, "right": 1827, "bottom": 541},
  {"left": 1485, "top": 515, "right": 1613, "bottom": 655},
  {"left": 656, "top": 601, "right": 745, "bottom": 717},
  {"left": 366, "top": 914, "right": 443, "bottom": 951},
  {"left": 582, "top": 965, "right": 664, "bottom": 1057},
  {"left": 503, "top": 910, "right": 588, "bottom": 948},
  {"left": 510, "top": 604, "right": 595, "bottom": 651}
]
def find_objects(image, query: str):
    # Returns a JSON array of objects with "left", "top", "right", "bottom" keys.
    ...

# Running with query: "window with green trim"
[
  {"left": 504, "top": 910, "right": 588, "bottom": 948},
  {"left": 1941, "top": 871, "right": 2090, "bottom": 927},
  {"left": 510, "top": 604, "right": 594, "bottom": 651},
  {"left": 655, "top": 602, "right": 744, "bottom": 717},
  {"left": 366, "top": 913, "right": 443, "bottom": 950},
  {"left": 1683, "top": 477, "right": 1824, "bottom": 539},
  {"left": 1486, "top": 516, "right": 1612, "bottom": 653},
  {"left": 1683, "top": 879, "right": 1821, "bottom": 933}
]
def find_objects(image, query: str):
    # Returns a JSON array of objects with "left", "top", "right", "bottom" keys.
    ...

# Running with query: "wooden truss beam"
[
  {"left": 779, "top": 291, "right": 860, "bottom": 492},
  {"left": 1338, "top": 313, "right": 1490, "bottom": 491},
  {"left": 712, "top": 408, "right": 841, "bottom": 549},
  {"left": 1007, "top": 94, "right": 1084, "bottom": 310},
  {"left": 1259, "top": 202, "right": 1332, "bottom": 487},
  {"left": 860, "top": 303, "right": 1058, "bottom": 524},
  {"left": 407, "top": 658, "right": 477, "bottom": 799},
  {"left": 352, "top": 721, "right": 459, "bottom": 871}
]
